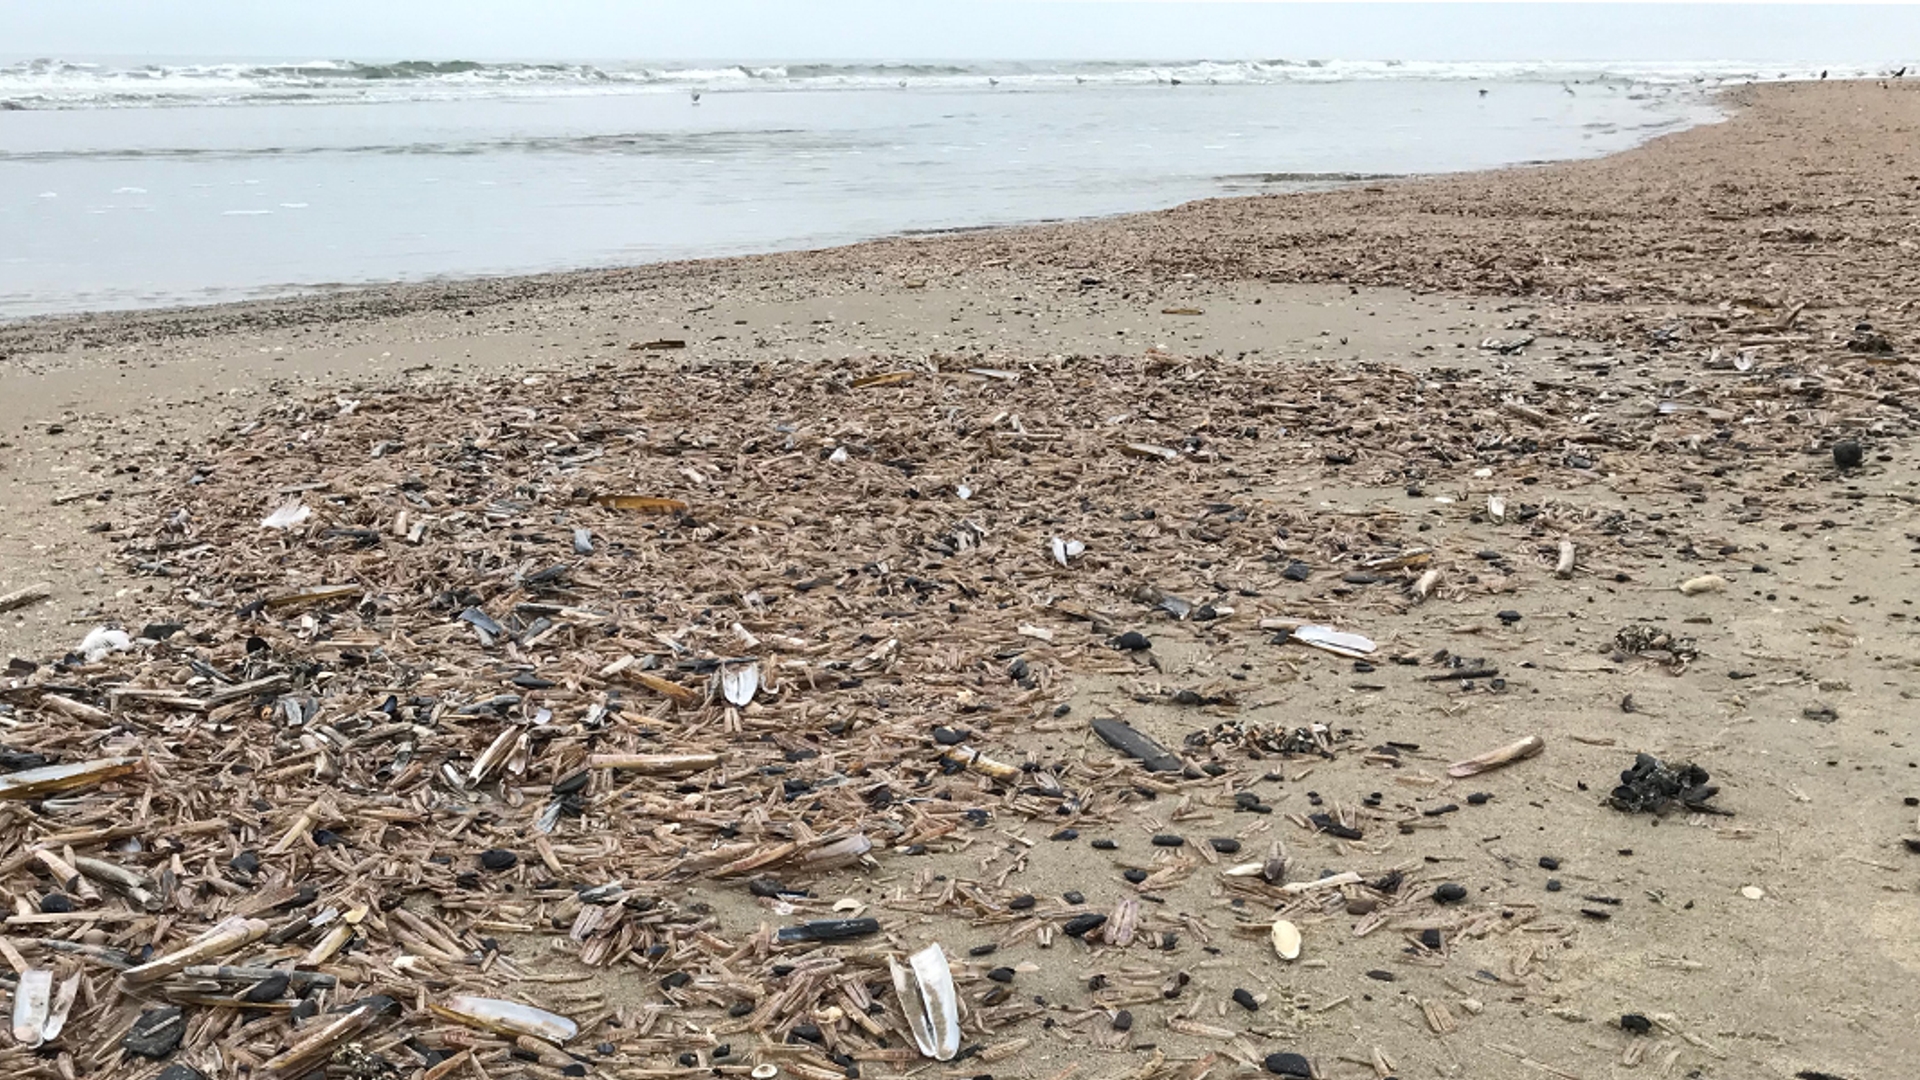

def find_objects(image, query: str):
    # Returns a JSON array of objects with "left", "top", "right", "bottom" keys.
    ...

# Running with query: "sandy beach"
[{"left": 1, "top": 78, "right": 1917, "bottom": 1080}]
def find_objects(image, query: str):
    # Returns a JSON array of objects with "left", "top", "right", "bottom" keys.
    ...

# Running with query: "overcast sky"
[{"left": 3, "top": 2, "right": 1912, "bottom": 63}]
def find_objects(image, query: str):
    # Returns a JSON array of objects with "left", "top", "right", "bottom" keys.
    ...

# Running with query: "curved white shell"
[
  {"left": 1270, "top": 918, "right": 1302, "bottom": 961},
  {"left": 890, "top": 944, "right": 959, "bottom": 1061}
]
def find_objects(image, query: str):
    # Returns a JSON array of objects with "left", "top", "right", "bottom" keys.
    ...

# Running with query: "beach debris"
[
  {"left": 1092, "top": 717, "right": 1183, "bottom": 772},
  {"left": 1050, "top": 536, "right": 1086, "bottom": 566},
  {"left": 1285, "top": 625, "right": 1377, "bottom": 659},
  {"left": 634, "top": 338, "right": 687, "bottom": 350},
  {"left": 0, "top": 583, "right": 51, "bottom": 613},
  {"left": 1678, "top": 574, "right": 1728, "bottom": 596},
  {"left": 77, "top": 625, "right": 132, "bottom": 662},
  {"left": 0, "top": 756, "right": 142, "bottom": 800},
  {"left": 10, "top": 968, "right": 51, "bottom": 1047},
  {"left": 720, "top": 661, "right": 760, "bottom": 706},
  {"left": 1480, "top": 334, "right": 1535, "bottom": 354},
  {"left": 1264, "top": 1051, "right": 1314, "bottom": 1077},
  {"left": 1612, "top": 624, "right": 1699, "bottom": 668},
  {"left": 1410, "top": 566, "right": 1442, "bottom": 601},
  {"left": 1121, "top": 442, "right": 1180, "bottom": 462},
  {"left": 1447, "top": 734, "right": 1545, "bottom": 777},
  {"left": 1610, "top": 753, "right": 1723, "bottom": 814},
  {"left": 851, "top": 370, "right": 915, "bottom": 388},
  {"left": 1270, "top": 918, "right": 1302, "bottom": 960},
  {"left": 1740, "top": 885, "right": 1766, "bottom": 900},
  {"left": 1555, "top": 539, "right": 1577, "bottom": 578},
  {"left": 891, "top": 944, "right": 961, "bottom": 1061},
  {"left": 123, "top": 1006, "right": 186, "bottom": 1058},
  {"left": 1833, "top": 438, "right": 1864, "bottom": 469},
  {"left": 775, "top": 918, "right": 881, "bottom": 943},
  {"left": 431, "top": 996, "right": 579, "bottom": 1042},
  {"left": 258, "top": 995, "right": 400, "bottom": 1076},
  {"left": 259, "top": 501, "right": 311, "bottom": 530},
  {"left": 592, "top": 494, "right": 689, "bottom": 513},
  {"left": 1487, "top": 494, "right": 1507, "bottom": 523}
]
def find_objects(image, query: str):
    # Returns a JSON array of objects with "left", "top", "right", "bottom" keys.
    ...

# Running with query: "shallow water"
[{"left": 0, "top": 58, "right": 1749, "bottom": 319}]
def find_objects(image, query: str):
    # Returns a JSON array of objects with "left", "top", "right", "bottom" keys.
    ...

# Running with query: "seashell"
[
  {"left": 1270, "top": 918, "right": 1302, "bottom": 961},
  {"left": 1678, "top": 574, "right": 1727, "bottom": 596},
  {"left": 721, "top": 662, "right": 760, "bottom": 707},
  {"left": 1288, "top": 625, "right": 1376, "bottom": 659},
  {"left": 11, "top": 968, "right": 51, "bottom": 1047},
  {"left": 890, "top": 944, "right": 959, "bottom": 1061},
  {"left": 431, "top": 995, "right": 577, "bottom": 1043}
]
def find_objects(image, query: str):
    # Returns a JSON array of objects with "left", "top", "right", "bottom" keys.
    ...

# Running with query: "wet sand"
[{"left": 1, "top": 79, "right": 1918, "bottom": 1080}]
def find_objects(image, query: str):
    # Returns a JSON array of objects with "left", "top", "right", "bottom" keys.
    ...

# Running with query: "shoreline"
[{"left": 0, "top": 80, "right": 1745, "bottom": 352}]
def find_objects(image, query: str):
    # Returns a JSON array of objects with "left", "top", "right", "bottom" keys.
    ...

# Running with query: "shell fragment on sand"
[
  {"left": 592, "top": 494, "right": 689, "bottom": 513},
  {"left": 891, "top": 944, "right": 960, "bottom": 1061},
  {"left": 1270, "top": 918, "right": 1302, "bottom": 961},
  {"left": 1287, "top": 625, "right": 1377, "bottom": 659},
  {"left": 0, "top": 757, "right": 142, "bottom": 800},
  {"left": 431, "top": 996, "right": 577, "bottom": 1043},
  {"left": 1447, "top": 735, "right": 1546, "bottom": 778},
  {"left": 720, "top": 662, "right": 760, "bottom": 707}
]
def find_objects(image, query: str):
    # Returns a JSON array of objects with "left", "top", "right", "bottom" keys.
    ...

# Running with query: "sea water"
[{"left": 0, "top": 56, "right": 1844, "bottom": 319}]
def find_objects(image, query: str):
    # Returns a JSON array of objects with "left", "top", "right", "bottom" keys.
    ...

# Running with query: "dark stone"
[
  {"left": 987, "top": 966, "right": 1015, "bottom": 983},
  {"left": 1008, "top": 894, "right": 1036, "bottom": 911},
  {"left": 1208, "top": 837, "right": 1242, "bottom": 854},
  {"left": 1365, "top": 969, "right": 1396, "bottom": 981},
  {"left": 1150, "top": 834, "right": 1185, "bottom": 848},
  {"left": 1621, "top": 1013, "right": 1653, "bottom": 1034},
  {"left": 1282, "top": 561, "right": 1312, "bottom": 582},
  {"left": 1062, "top": 890, "right": 1085, "bottom": 905},
  {"left": 1433, "top": 882, "right": 1468, "bottom": 904},
  {"left": 1111, "top": 631, "right": 1152, "bottom": 652},
  {"left": 1546, "top": 879, "right": 1564, "bottom": 892},
  {"left": 1111, "top": 1009, "right": 1133, "bottom": 1031},
  {"left": 1062, "top": 913, "right": 1107, "bottom": 937},
  {"left": 1231, "top": 987, "right": 1258, "bottom": 1011},
  {"left": 661, "top": 971, "right": 691, "bottom": 990},
  {"left": 1539, "top": 856, "right": 1561, "bottom": 871},
  {"left": 678, "top": 1053, "right": 698, "bottom": 1067},
  {"left": 1496, "top": 609, "right": 1522, "bottom": 624},
  {"left": 1050, "top": 828, "right": 1079, "bottom": 842},
  {"left": 479, "top": 849, "right": 518, "bottom": 871},
  {"left": 931, "top": 726, "right": 965, "bottom": 746},
  {"left": 1833, "top": 440, "right": 1864, "bottom": 470},
  {"left": 124, "top": 1006, "right": 186, "bottom": 1058},
  {"left": 1420, "top": 928, "right": 1443, "bottom": 951},
  {"left": 789, "top": 1023, "right": 823, "bottom": 1044},
  {"left": 39, "top": 892, "right": 74, "bottom": 914},
  {"left": 1122, "top": 869, "right": 1148, "bottom": 884},
  {"left": 1466, "top": 792, "right": 1491, "bottom": 805},
  {"left": 1090, "top": 838, "right": 1118, "bottom": 850},
  {"left": 968, "top": 943, "right": 998, "bottom": 957},
  {"left": 1264, "top": 1051, "right": 1313, "bottom": 1077}
]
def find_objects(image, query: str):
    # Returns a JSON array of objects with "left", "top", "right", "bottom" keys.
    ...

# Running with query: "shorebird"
[
  {"left": 988, "top": 77, "right": 998, "bottom": 87},
  {"left": 1478, "top": 87, "right": 1488, "bottom": 97},
  {"left": 1561, "top": 83, "right": 1575, "bottom": 95},
  {"left": 1894, "top": 66, "right": 1907, "bottom": 78},
  {"left": 690, "top": 91, "right": 701, "bottom": 105}
]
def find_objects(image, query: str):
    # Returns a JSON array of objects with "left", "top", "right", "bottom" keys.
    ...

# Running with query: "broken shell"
[
  {"left": 1270, "top": 918, "right": 1302, "bottom": 961},
  {"left": 11, "top": 968, "right": 51, "bottom": 1047},
  {"left": 1447, "top": 734, "right": 1546, "bottom": 778},
  {"left": 431, "top": 996, "right": 578, "bottom": 1043},
  {"left": 721, "top": 662, "right": 760, "bottom": 707},
  {"left": 890, "top": 944, "right": 960, "bottom": 1061},
  {"left": 750, "top": 1066, "right": 780, "bottom": 1080},
  {"left": 1487, "top": 495, "right": 1507, "bottom": 523},
  {"left": 1288, "top": 625, "right": 1377, "bottom": 659},
  {"left": 1678, "top": 574, "right": 1728, "bottom": 596},
  {"left": 0, "top": 757, "right": 142, "bottom": 800},
  {"left": 797, "top": 832, "right": 874, "bottom": 870},
  {"left": 122, "top": 916, "right": 270, "bottom": 984}
]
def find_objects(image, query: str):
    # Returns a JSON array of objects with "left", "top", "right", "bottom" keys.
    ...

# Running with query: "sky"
[{"left": 2, "top": 1, "right": 1913, "bottom": 63}]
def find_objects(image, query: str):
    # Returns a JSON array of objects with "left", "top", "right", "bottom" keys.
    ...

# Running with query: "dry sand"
[{"left": 0, "top": 80, "right": 1917, "bottom": 1080}]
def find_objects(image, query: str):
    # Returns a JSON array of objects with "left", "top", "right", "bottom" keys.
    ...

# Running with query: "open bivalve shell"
[{"left": 890, "top": 943, "right": 960, "bottom": 1061}]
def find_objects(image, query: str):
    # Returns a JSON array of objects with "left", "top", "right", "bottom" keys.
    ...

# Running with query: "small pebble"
[
  {"left": 1465, "top": 792, "right": 1491, "bottom": 805},
  {"left": 1621, "top": 1013, "right": 1653, "bottom": 1034},
  {"left": 1112, "top": 630, "right": 1152, "bottom": 651},
  {"left": 1008, "top": 894, "right": 1036, "bottom": 911},
  {"left": 1150, "top": 834, "right": 1186, "bottom": 847},
  {"left": 1208, "top": 837, "right": 1242, "bottom": 854},
  {"left": 1264, "top": 1051, "right": 1313, "bottom": 1077},
  {"left": 478, "top": 849, "right": 517, "bottom": 871},
  {"left": 1090, "top": 838, "right": 1118, "bottom": 850},
  {"left": 987, "top": 966, "right": 1015, "bottom": 983},
  {"left": 1740, "top": 885, "right": 1766, "bottom": 900},
  {"left": 1231, "top": 987, "right": 1259, "bottom": 1011},
  {"left": 1050, "top": 828, "right": 1079, "bottom": 842},
  {"left": 1062, "top": 890, "right": 1085, "bottom": 905},
  {"left": 1122, "top": 869, "right": 1148, "bottom": 884},
  {"left": 39, "top": 892, "right": 75, "bottom": 914},
  {"left": 1432, "top": 882, "right": 1468, "bottom": 904},
  {"left": 1111, "top": 1009, "right": 1133, "bottom": 1031},
  {"left": 1538, "top": 856, "right": 1561, "bottom": 871},
  {"left": 1546, "top": 879, "right": 1563, "bottom": 892},
  {"left": 1419, "top": 928, "right": 1443, "bottom": 951},
  {"left": 1364, "top": 969, "right": 1396, "bottom": 982}
]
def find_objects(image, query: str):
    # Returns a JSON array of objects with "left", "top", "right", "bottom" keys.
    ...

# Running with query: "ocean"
[{"left": 0, "top": 56, "right": 1867, "bottom": 320}]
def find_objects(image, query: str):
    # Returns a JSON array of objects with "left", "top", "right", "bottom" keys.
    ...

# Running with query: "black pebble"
[
  {"left": 310, "top": 828, "right": 343, "bottom": 847},
  {"left": 39, "top": 892, "right": 74, "bottom": 914},
  {"left": 1063, "top": 913, "right": 1107, "bottom": 937},
  {"left": 1546, "top": 879, "right": 1563, "bottom": 892},
  {"left": 1282, "top": 561, "right": 1312, "bottom": 582},
  {"left": 1150, "top": 834, "right": 1185, "bottom": 847},
  {"left": 968, "top": 943, "right": 998, "bottom": 957},
  {"left": 1433, "top": 882, "right": 1468, "bottom": 904},
  {"left": 987, "top": 966, "right": 1015, "bottom": 983},
  {"left": 727, "top": 1002, "right": 754, "bottom": 1017},
  {"left": 1122, "top": 868, "right": 1148, "bottom": 884},
  {"left": 1050, "top": 828, "right": 1080, "bottom": 841},
  {"left": 1063, "top": 890, "right": 1085, "bottom": 905},
  {"left": 479, "top": 849, "right": 517, "bottom": 871},
  {"left": 1834, "top": 439, "right": 1864, "bottom": 469},
  {"left": 1208, "top": 838, "right": 1241, "bottom": 854},
  {"left": 712, "top": 1044, "right": 731, "bottom": 1059},
  {"left": 1466, "top": 792, "right": 1491, "bottom": 805},
  {"left": 677, "top": 1053, "right": 698, "bottom": 1067},
  {"left": 1231, "top": 987, "right": 1259, "bottom": 1011},
  {"left": 1497, "top": 609, "right": 1522, "bottom": 624},
  {"left": 1112, "top": 630, "right": 1152, "bottom": 651},
  {"left": 1420, "top": 928, "right": 1443, "bottom": 951},
  {"left": 789, "top": 1023, "right": 823, "bottom": 1044},
  {"left": 1264, "top": 1051, "right": 1313, "bottom": 1077},
  {"left": 1008, "top": 894, "right": 1036, "bottom": 910},
  {"left": 1112, "top": 1009, "right": 1133, "bottom": 1031},
  {"left": 1539, "top": 856, "right": 1561, "bottom": 871},
  {"left": 1365, "top": 969, "right": 1396, "bottom": 981},
  {"left": 228, "top": 850, "right": 261, "bottom": 877},
  {"left": 1621, "top": 1013, "right": 1653, "bottom": 1034},
  {"left": 931, "top": 726, "right": 965, "bottom": 746},
  {"left": 661, "top": 971, "right": 691, "bottom": 990},
  {"left": 1091, "top": 838, "right": 1118, "bottom": 850},
  {"left": 123, "top": 1006, "right": 186, "bottom": 1058}
]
